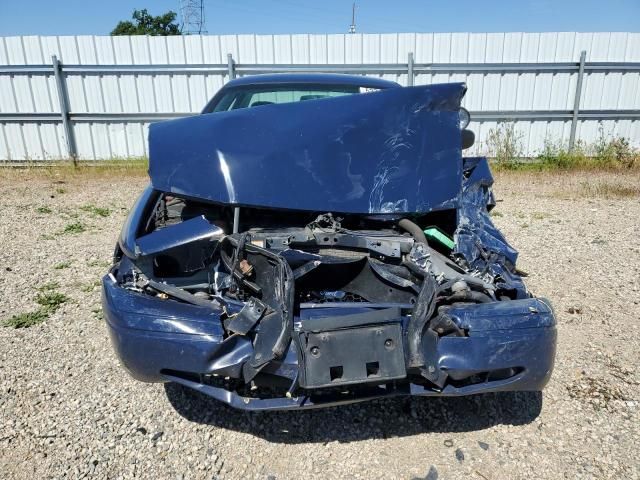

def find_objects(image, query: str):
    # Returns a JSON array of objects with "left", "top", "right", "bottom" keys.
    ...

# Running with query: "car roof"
[{"left": 223, "top": 73, "right": 400, "bottom": 89}]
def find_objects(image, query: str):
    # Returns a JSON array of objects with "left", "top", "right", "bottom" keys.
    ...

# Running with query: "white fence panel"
[{"left": 1, "top": 32, "right": 639, "bottom": 161}]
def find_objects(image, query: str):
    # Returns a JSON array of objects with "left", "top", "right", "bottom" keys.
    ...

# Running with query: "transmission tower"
[
  {"left": 179, "top": 0, "right": 207, "bottom": 34},
  {"left": 349, "top": 2, "right": 356, "bottom": 34}
]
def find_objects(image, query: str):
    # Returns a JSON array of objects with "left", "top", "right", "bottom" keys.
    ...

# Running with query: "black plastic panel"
[{"left": 300, "top": 323, "right": 406, "bottom": 388}]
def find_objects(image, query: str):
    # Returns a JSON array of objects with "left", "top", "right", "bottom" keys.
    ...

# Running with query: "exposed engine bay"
[{"left": 110, "top": 157, "right": 544, "bottom": 404}]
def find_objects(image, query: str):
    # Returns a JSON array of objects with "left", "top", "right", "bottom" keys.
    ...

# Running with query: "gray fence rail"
[{"left": 2, "top": 50, "right": 640, "bottom": 160}]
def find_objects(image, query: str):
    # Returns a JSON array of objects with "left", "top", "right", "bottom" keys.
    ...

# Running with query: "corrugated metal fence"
[{"left": 1, "top": 32, "right": 639, "bottom": 161}]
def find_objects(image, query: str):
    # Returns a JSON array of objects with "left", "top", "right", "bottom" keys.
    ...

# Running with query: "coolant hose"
[
  {"left": 398, "top": 218, "right": 428, "bottom": 245},
  {"left": 400, "top": 218, "right": 434, "bottom": 368}
]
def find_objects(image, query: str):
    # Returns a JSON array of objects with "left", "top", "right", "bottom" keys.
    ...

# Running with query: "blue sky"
[{"left": 1, "top": 0, "right": 639, "bottom": 36}]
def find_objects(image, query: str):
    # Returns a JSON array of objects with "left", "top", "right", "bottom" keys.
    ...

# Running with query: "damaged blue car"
[{"left": 102, "top": 74, "right": 556, "bottom": 410}]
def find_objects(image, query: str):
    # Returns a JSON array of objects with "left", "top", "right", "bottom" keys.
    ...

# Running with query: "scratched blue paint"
[{"left": 149, "top": 83, "right": 466, "bottom": 214}]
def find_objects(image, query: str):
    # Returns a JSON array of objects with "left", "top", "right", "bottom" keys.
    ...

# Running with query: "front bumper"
[{"left": 102, "top": 275, "right": 557, "bottom": 411}]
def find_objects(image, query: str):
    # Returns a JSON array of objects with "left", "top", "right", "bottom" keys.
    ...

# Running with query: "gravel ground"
[{"left": 0, "top": 170, "right": 638, "bottom": 480}]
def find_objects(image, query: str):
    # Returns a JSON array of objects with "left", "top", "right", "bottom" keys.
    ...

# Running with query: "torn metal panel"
[
  {"left": 136, "top": 215, "right": 224, "bottom": 257},
  {"left": 454, "top": 157, "right": 527, "bottom": 296},
  {"left": 226, "top": 297, "right": 267, "bottom": 335},
  {"left": 118, "top": 185, "right": 159, "bottom": 259},
  {"left": 148, "top": 83, "right": 466, "bottom": 214}
]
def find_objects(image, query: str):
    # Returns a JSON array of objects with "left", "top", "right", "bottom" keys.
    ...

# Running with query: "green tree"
[{"left": 111, "top": 9, "right": 181, "bottom": 36}]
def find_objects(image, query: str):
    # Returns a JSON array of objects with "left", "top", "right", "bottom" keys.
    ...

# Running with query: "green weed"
[
  {"left": 35, "top": 291, "right": 70, "bottom": 311},
  {"left": 485, "top": 122, "right": 524, "bottom": 169},
  {"left": 487, "top": 123, "right": 640, "bottom": 171},
  {"left": 92, "top": 307, "right": 104, "bottom": 321},
  {"left": 80, "top": 204, "right": 111, "bottom": 218},
  {"left": 4, "top": 310, "right": 50, "bottom": 328},
  {"left": 61, "top": 222, "right": 86, "bottom": 235},
  {"left": 4, "top": 285, "right": 69, "bottom": 328}
]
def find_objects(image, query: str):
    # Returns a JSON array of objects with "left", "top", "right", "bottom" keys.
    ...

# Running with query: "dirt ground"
[{"left": 0, "top": 169, "right": 638, "bottom": 480}]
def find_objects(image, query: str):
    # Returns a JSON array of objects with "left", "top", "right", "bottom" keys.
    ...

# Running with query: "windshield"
[{"left": 208, "top": 84, "right": 381, "bottom": 113}]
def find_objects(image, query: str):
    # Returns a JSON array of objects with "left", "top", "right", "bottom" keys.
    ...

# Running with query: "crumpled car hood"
[{"left": 148, "top": 83, "right": 466, "bottom": 214}]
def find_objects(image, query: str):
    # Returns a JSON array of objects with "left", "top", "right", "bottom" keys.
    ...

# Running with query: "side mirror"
[{"left": 461, "top": 129, "right": 475, "bottom": 150}]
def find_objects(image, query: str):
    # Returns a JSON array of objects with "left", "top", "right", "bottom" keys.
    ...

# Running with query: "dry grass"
[
  {"left": 2, "top": 158, "right": 639, "bottom": 203},
  {"left": 0, "top": 158, "right": 149, "bottom": 182},
  {"left": 578, "top": 180, "right": 640, "bottom": 199},
  {"left": 494, "top": 169, "right": 640, "bottom": 200}
]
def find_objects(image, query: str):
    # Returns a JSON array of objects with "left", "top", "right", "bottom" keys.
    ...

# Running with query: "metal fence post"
[
  {"left": 407, "top": 52, "right": 414, "bottom": 86},
  {"left": 51, "top": 55, "right": 77, "bottom": 161},
  {"left": 227, "top": 53, "right": 236, "bottom": 80},
  {"left": 569, "top": 50, "right": 587, "bottom": 150}
]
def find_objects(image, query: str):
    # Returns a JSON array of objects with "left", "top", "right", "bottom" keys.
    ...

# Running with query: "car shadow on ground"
[{"left": 164, "top": 383, "right": 542, "bottom": 443}]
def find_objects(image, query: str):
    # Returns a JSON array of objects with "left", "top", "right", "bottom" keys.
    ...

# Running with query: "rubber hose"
[
  {"left": 398, "top": 218, "right": 428, "bottom": 245},
  {"left": 401, "top": 218, "right": 434, "bottom": 368}
]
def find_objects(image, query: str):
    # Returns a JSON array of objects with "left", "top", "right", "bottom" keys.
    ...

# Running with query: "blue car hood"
[{"left": 148, "top": 83, "right": 466, "bottom": 214}]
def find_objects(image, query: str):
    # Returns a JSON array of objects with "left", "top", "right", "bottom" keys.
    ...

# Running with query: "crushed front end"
[{"left": 103, "top": 83, "right": 556, "bottom": 410}]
